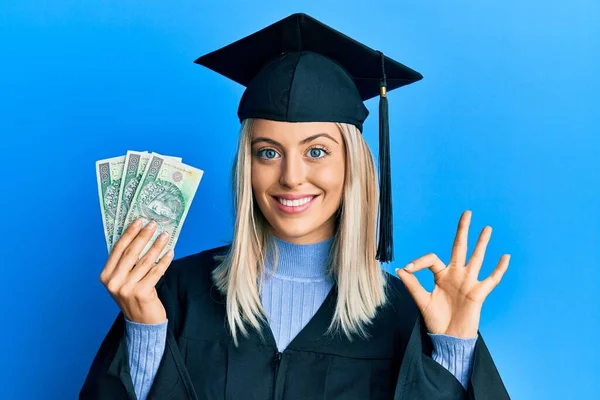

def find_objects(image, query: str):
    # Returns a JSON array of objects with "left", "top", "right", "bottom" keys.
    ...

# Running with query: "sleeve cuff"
[
  {"left": 427, "top": 332, "right": 477, "bottom": 389},
  {"left": 124, "top": 316, "right": 168, "bottom": 332},
  {"left": 124, "top": 317, "right": 168, "bottom": 400}
]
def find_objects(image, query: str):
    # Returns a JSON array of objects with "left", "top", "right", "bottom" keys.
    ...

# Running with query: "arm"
[
  {"left": 394, "top": 211, "right": 511, "bottom": 399},
  {"left": 125, "top": 318, "right": 168, "bottom": 400},
  {"left": 394, "top": 315, "right": 510, "bottom": 400},
  {"left": 79, "top": 260, "right": 199, "bottom": 400}
]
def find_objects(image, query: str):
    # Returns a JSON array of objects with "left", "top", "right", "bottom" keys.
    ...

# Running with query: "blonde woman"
[{"left": 81, "top": 13, "right": 510, "bottom": 400}]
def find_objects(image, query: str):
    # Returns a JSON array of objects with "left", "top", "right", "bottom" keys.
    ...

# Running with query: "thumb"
[{"left": 396, "top": 267, "right": 430, "bottom": 312}]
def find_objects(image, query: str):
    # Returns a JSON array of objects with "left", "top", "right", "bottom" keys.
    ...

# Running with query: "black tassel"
[{"left": 376, "top": 51, "right": 393, "bottom": 263}]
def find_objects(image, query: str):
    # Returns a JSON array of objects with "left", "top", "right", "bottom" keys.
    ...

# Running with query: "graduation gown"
[{"left": 80, "top": 245, "right": 510, "bottom": 399}]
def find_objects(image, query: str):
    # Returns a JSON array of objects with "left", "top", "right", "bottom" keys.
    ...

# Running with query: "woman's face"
[{"left": 251, "top": 119, "right": 345, "bottom": 244}]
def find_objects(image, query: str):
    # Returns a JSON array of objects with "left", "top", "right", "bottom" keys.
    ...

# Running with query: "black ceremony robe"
[{"left": 80, "top": 245, "right": 510, "bottom": 399}]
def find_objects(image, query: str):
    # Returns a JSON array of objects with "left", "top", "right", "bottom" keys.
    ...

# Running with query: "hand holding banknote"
[
  {"left": 95, "top": 151, "right": 203, "bottom": 324},
  {"left": 99, "top": 218, "right": 173, "bottom": 324}
]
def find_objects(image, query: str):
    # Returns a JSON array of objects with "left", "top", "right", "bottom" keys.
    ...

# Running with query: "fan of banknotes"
[{"left": 95, "top": 151, "right": 203, "bottom": 259}]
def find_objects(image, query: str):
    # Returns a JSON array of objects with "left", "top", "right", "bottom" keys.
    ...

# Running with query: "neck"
[{"left": 265, "top": 235, "right": 334, "bottom": 279}]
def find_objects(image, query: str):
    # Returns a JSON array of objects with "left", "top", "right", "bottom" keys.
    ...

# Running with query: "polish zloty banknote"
[
  {"left": 123, "top": 153, "right": 203, "bottom": 260},
  {"left": 111, "top": 151, "right": 182, "bottom": 247},
  {"left": 95, "top": 156, "right": 126, "bottom": 252}
]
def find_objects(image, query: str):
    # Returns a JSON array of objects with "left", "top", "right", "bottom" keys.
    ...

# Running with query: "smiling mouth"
[{"left": 274, "top": 196, "right": 316, "bottom": 207}]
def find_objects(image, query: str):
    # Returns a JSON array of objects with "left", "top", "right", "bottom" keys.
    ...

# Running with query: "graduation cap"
[{"left": 194, "top": 13, "right": 422, "bottom": 263}]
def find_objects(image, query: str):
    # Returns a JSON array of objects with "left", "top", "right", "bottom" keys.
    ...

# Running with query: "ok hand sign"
[{"left": 396, "top": 210, "right": 510, "bottom": 338}]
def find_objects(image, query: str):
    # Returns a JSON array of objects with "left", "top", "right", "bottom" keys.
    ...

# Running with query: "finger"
[
  {"left": 450, "top": 210, "right": 472, "bottom": 268},
  {"left": 120, "top": 220, "right": 159, "bottom": 264},
  {"left": 478, "top": 254, "right": 510, "bottom": 298},
  {"left": 395, "top": 268, "right": 431, "bottom": 312},
  {"left": 467, "top": 226, "right": 492, "bottom": 278},
  {"left": 138, "top": 249, "right": 175, "bottom": 292},
  {"left": 103, "top": 218, "right": 143, "bottom": 278},
  {"left": 129, "top": 232, "right": 170, "bottom": 283},
  {"left": 404, "top": 253, "right": 446, "bottom": 275},
  {"left": 111, "top": 220, "right": 159, "bottom": 281}
]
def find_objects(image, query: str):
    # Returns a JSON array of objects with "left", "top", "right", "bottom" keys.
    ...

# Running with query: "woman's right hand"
[{"left": 99, "top": 218, "right": 175, "bottom": 325}]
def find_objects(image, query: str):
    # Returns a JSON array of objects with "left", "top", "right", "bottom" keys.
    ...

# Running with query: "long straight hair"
[{"left": 212, "top": 118, "right": 387, "bottom": 345}]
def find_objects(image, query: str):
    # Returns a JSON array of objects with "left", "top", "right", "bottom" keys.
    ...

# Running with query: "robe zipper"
[
  {"left": 271, "top": 350, "right": 282, "bottom": 399},
  {"left": 272, "top": 350, "right": 282, "bottom": 372}
]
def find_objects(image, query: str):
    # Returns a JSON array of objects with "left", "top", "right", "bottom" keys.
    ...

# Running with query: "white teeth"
[{"left": 277, "top": 196, "right": 314, "bottom": 207}]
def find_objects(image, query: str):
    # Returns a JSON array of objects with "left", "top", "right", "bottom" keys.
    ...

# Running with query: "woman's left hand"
[{"left": 396, "top": 210, "right": 510, "bottom": 338}]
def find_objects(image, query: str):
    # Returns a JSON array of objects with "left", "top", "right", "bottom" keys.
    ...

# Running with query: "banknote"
[
  {"left": 123, "top": 153, "right": 203, "bottom": 260},
  {"left": 95, "top": 156, "right": 126, "bottom": 252},
  {"left": 111, "top": 151, "right": 182, "bottom": 247}
]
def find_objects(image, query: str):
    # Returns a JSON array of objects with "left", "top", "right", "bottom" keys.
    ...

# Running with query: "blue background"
[{"left": 1, "top": 1, "right": 598, "bottom": 398}]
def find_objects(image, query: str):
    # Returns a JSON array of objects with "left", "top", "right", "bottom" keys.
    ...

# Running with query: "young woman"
[{"left": 81, "top": 13, "right": 510, "bottom": 400}]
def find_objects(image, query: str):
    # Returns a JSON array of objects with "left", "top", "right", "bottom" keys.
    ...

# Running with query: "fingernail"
[
  {"left": 132, "top": 218, "right": 142, "bottom": 228},
  {"left": 146, "top": 220, "right": 156, "bottom": 229},
  {"left": 395, "top": 268, "right": 402, "bottom": 280},
  {"left": 404, "top": 263, "right": 414, "bottom": 270},
  {"left": 159, "top": 232, "right": 168, "bottom": 241}
]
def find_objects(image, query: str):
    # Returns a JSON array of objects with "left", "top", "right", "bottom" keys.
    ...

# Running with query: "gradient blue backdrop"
[{"left": 1, "top": 1, "right": 598, "bottom": 398}]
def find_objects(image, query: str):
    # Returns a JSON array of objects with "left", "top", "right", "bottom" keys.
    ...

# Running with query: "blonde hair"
[{"left": 212, "top": 118, "right": 387, "bottom": 345}]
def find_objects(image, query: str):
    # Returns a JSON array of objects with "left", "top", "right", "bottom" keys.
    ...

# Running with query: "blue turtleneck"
[
  {"left": 259, "top": 235, "right": 336, "bottom": 351},
  {"left": 124, "top": 237, "right": 476, "bottom": 400}
]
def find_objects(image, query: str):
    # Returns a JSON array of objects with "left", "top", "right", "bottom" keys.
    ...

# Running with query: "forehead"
[{"left": 251, "top": 119, "right": 341, "bottom": 141}]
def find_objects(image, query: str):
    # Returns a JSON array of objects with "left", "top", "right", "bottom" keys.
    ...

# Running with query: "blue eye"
[
  {"left": 257, "top": 148, "right": 279, "bottom": 159},
  {"left": 307, "top": 147, "right": 329, "bottom": 159}
]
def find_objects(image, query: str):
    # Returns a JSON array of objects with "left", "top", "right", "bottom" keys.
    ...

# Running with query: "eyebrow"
[{"left": 251, "top": 133, "right": 340, "bottom": 147}]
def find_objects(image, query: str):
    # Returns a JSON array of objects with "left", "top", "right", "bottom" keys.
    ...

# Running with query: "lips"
[
  {"left": 271, "top": 195, "right": 319, "bottom": 214},
  {"left": 276, "top": 196, "right": 315, "bottom": 207}
]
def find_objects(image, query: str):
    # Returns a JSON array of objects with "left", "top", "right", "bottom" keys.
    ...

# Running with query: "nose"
[{"left": 279, "top": 152, "right": 306, "bottom": 189}]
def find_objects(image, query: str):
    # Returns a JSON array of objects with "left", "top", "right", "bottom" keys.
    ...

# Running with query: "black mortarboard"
[{"left": 194, "top": 13, "right": 422, "bottom": 263}]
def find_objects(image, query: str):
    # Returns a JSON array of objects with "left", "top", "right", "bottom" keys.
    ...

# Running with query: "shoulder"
[{"left": 157, "top": 244, "right": 231, "bottom": 298}]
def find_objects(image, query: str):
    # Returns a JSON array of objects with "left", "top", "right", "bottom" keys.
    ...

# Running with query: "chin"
[
  {"left": 268, "top": 215, "right": 336, "bottom": 244},
  {"left": 271, "top": 220, "right": 316, "bottom": 240}
]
